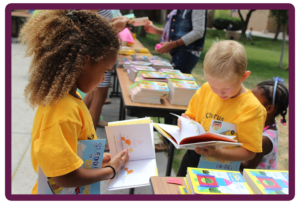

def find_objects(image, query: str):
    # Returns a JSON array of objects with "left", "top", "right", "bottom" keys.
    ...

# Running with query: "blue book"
[{"left": 38, "top": 139, "right": 106, "bottom": 194}]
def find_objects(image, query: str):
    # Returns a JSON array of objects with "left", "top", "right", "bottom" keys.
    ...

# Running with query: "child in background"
[
  {"left": 240, "top": 78, "right": 289, "bottom": 171},
  {"left": 244, "top": 27, "right": 253, "bottom": 45},
  {"left": 20, "top": 10, "right": 129, "bottom": 194},
  {"left": 177, "top": 40, "right": 266, "bottom": 176}
]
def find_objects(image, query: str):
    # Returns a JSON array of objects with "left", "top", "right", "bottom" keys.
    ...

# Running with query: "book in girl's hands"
[
  {"left": 38, "top": 139, "right": 106, "bottom": 194},
  {"left": 186, "top": 168, "right": 253, "bottom": 194},
  {"left": 105, "top": 118, "right": 157, "bottom": 191},
  {"left": 140, "top": 71, "right": 168, "bottom": 82},
  {"left": 153, "top": 114, "right": 242, "bottom": 150},
  {"left": 243, "top": 169, "right": 289, "bottom": 194},
  {"left": 127, "top": 17, "right": 149, "bottom": 26}
]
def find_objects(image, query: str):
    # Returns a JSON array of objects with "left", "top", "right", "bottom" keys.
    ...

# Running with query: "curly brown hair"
[{"left": 19, "top": 10, "right": 120, "bottom": 108}]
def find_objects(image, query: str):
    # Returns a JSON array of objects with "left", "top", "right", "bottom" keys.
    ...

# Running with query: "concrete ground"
[{"left": 10, "top": 40, "right": 175, "bottom": 195}]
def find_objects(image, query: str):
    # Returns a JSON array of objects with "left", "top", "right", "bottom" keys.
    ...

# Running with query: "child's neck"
[
  {"left": 265, "top": 116, "right": 277, "bottom": 129},
  {"left": 69, "top": 83, "right": 81, "bottom": 100}
]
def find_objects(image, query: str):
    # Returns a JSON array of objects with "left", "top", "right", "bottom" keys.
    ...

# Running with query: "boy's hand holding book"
[
  {"left": 195, "top": 146, "right": 219, "bottom": 157},
  {"left": 178, "top": 113, "right": 192, "bottom": 130}
]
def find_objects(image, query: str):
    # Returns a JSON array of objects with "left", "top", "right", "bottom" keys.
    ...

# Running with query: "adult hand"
[
  {"left": 112, "top": 17, "right": 129, "bottom": 32},
  {"left": 156, "top": 42, "right": 177, "bottom": 53},
  {"left": 178, "top": 113, "right": 191, "bottom": 130},
  {"left": 109, "top": 149, "right": 129, "bottom": 172},
  {"left": 144, "top": 20, "right": 157, "bottom": 34},
  {"left": 101, "top": 153, "right": 111, "bottom": 168}
]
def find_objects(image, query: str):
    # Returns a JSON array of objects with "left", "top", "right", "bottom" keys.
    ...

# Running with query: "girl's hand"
[
  {"left": 144, "top": 20, "right": 158, "bottom": 34},
  {"left": 195, "top": 146, "right": 219, "bottom": 157},
  {"left": 101, "top": 153, "right": 111, "bottom": 168},
  {"left": 112, "top": 17, "right": 129, "bottom": 32},
  {"left": 156, "top": 42, "right": 177, "bottom": 53},
  {"left": 178, "top": 113, "right": 191, "bottom": 130},
  {"left": 109, "top": 149, "right": 129, "bottom": 172}
]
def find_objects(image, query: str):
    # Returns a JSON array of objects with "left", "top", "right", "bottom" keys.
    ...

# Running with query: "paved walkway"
[{"left": 10, "top": 41, "right": 175, "bottom": 194}]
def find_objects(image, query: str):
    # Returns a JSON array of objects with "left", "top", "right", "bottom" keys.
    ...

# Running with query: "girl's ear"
[{"left": 265, "top": 104, "right": 275, "bottom": 114}]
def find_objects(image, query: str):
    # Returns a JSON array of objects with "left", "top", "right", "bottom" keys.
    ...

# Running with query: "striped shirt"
[{"left": 97, "top": 10, "right": 114, "bottom": 87}]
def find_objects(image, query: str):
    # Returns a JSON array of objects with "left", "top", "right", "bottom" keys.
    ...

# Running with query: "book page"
[
  {"left": 105, "top": 123, "right": 155, "bottom": 161},
  {"left": 107, "top": 159, "right": 157, "bottom": 190},
  {"left": 108, "top": 117, "right": 151, "bottom": 126},
  {"left": 155, "top": 123, "right": 181, "bottom": 145}
]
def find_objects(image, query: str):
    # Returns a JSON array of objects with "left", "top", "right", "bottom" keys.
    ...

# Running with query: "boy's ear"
[
  {"left": 242, "top": 71, "right": 251, "bottom": 82},
  {"left": 265, "top": 104, "right": 275, "bottom": 114}
]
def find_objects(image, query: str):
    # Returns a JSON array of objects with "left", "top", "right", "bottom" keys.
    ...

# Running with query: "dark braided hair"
[
  {"left": 256, "top": 79, "right": 289, "bottom": 123},
  {"left": 19, "top": 10, "right": 120, "bottom": 108}
]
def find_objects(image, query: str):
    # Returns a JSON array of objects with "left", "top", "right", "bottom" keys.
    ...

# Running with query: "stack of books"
[
  {"left": 127, "top": 66, "right": 155, "bottom": 82},
  {"left": 131, "top": 54, "right": 163, "bottom": 62},
  {"left": 139, "top": 71, "right": 168, "bottom": 82},
  {"left": 117, "top": 58, "right": 131, "bottom": 68},
  {"left": 160, "top": 69, "right": 195, "bottom": 81},
  {"left": 150, "top": 60, "right": 173, "bottom": 71},
  {"left": 129, "top": 80, "right": 169, "bottom": 104},
  {"left": 123, "top": 61, "right": 152, "bottom": 72},
  {"left": 178, "top": 168, "right": 289, "bottom": 195},
  {"left": 167, "top": 79, "right": 199, "bottom": 106}
]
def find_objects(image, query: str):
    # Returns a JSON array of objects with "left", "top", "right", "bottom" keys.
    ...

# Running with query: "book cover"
[
  {"left": 105, "top": 119, "right": 157, "bottom": 191},
  {"left": 38, "top": 139, "right": 106, "bottom": 194},
  {"left": 169, "top": 79, "right": 199, "bottom": 90},
  {"left": 243, "top": 169, "right": 289, "bottom": 194},
  {"left": 198, "top": 120, "right": 241, "bottom": 171},
  {"left": 178, "top": 186, "right": 188, "bottom": 194},
  {"left": 140, "top": 71, "right": 168, "bottom": 79},
  {"left": 187, "top": 168, "right": 253, "bottom": 194},
  {"left": 139, "top": 80, "right": 169, "bottom": 92}
]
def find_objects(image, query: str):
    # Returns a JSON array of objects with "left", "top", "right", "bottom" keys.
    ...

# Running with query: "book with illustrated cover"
[
  {"left": 186, "top": 168, "right": 253, "bottom": 194},
  {"left": 243, "top": 169, "right": 289, "bottom": 194},
  {"left": 127, "top": 66, "right": 155, "bottom": 82},
  {"left": 105, "top": 118, "right": 157, "bottom": 191},
  {"left": 38, "top": 139, "right": 106, "bottom": 194},
  {"left": 140, "top": 71, "right": 168, "bottom": 82},
  {"left": 154, "top": 114, "right": 242, "bottom": 150},
  {"left": 150, "top": 60, "right": 173, "bottom": 71},
  {"left": 178, "top": 186, "right": 188, "bottom": 194}
]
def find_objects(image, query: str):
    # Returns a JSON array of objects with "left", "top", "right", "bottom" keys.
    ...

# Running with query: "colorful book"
[
  {"left": 243, "top": 169, "right": 289, "bottom": 194},
  {"left": 197, "top": 120, "right": 241, "bottom": 171},
  {"left": 117, "top": 57, "right": 131, "bottom": 68},
  {"left": 38, "top": 139, "right": 106, "bottom": 194},
  {"left": 168, "top": 79, "right": 199, "bottom": 90},
  {"left": 150, "top": 60, "right": 173, "bottom": 71},
  {"left": 178, "top": 186, "right": 188, "bottom": 194},
  {"left": 139, "top": 80, "right": 169, "bottom": 93},
  {"left": 153, "top": 114, "right": 242, "bottom": 150},
  {"left": 105, "top": 118, "right": 157, "bottom": 191},
  {"left": 140, "top": 71, "right": 168, "bottom": 82},
  {"left": 186, "top": 168, "right": 253, "bottom": 194}
]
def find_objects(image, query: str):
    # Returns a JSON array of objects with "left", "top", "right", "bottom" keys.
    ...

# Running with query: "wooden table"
[{"left": 150, "top": 176, "right": 185, "bottom": 194}]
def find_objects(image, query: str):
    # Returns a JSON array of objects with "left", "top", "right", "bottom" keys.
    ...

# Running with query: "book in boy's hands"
[
  {"left": 186, "top": 167, "right": 253, "bottom": 194},
  {"left": 243, "top": 169, "right": 289, "bottom": 194},
  {"left": 105, "top": 118, "right": 157, "bottom": 191},
  {"left": 153, "top": 113, "right": 242, "bottom": 150},
  {"left": 38, "top": 139, "right": 106, "bottom": 194}
]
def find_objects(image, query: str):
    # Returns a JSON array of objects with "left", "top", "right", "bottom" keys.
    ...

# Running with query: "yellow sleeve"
[
  {"left": 237, "top": 104, "right": 266, "bottom": 153},
  {"left": 185, "top": 85, "right": 203, "bottom": 120},
  {"left": 33, "top": 122, "right": 83, "bottom": 177}
]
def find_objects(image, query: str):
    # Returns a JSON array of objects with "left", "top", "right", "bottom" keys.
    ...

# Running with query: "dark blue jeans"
[
  {"left": 170, "top": 49, "right": 200, "bottom": 74},
  {"left": 164, "top": 49, "right": 200, "bottom": 125}
]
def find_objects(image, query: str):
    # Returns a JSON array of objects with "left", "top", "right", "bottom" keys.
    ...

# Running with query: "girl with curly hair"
[{"left": 20, "top": 10, "right": 129, "bottom": 194}]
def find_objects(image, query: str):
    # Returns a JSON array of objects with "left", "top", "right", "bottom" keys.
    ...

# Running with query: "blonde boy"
[{"left": 177, "top": 40, "right": 266, "bottom": 176}]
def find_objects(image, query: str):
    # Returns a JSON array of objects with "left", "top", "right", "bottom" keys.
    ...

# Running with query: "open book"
[
  {"left": 105, "top": 118, "right": 157, "bottom": 191},
  {"left": 153, "top": 113, "right": 242, "bottom": 150}
]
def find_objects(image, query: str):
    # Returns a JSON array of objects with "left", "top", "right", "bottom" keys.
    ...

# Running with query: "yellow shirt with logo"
[
  {"left": 185, "top": 82, "right": 266, "bottom": 153},
  {"left": 30, "top": 93, "right": 96, "bottom": 194}
]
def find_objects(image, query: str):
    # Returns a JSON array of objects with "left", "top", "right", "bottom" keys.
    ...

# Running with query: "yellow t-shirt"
[
  {"left": 30, "top": 93, "right": 96, "bottom": 194},
  {"left": 185, "top": 82, "right": 266, "bottom": 153}
]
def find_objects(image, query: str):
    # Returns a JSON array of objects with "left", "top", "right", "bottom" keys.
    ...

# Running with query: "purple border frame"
[{"left": 5, "top": 3, "right": 295, "bottom": 201}]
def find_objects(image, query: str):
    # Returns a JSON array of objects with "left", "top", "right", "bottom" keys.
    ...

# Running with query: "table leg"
[
  {"left": 165, "top": 117, "right": 177, "bottom": 176},
  {"left": 129, "top": 188, "right": 135, "bottom": 194},
  {"left": 118, "top": 96, "right": 126, "bottom": 120},
  {"left": 109, "top": 65, "right": 121, "bottom": 98}
]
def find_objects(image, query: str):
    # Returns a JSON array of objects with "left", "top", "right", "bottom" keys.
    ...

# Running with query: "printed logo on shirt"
[
  {"left": 88, "top": 134, "right": 95, "bottom": 140},
  {"left": 212, "top": 121, "right": 222, "bottom": 131},
  {"left": 205, "top": 112, "right": 224, "bottom": 121}
]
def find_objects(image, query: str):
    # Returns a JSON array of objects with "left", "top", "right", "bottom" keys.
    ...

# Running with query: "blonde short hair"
[{"left": 203, "top": 40, "right": 247, "bottom": 81}]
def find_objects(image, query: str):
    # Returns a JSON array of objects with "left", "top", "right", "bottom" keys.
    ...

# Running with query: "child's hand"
[
  {"left": 112, "top": 17, "right": 129, "bottom": 32},
  {"left": 109, "top": 149, "right": 129, "bottom": 172},
  {"left": 144, "top": 20, "right": 157, "bottom": 34},
  {"left": 156, "top": 42, "right": 176, "bottom": 54},
  {"left": 178, "top": 113, "right": 190, "bottom": 130},
  {"left": 195, "top": 146, "right": 219, "bottom": 157},
  {"left": 101, "top": 153, "right": 111, "bottom": 168}
]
